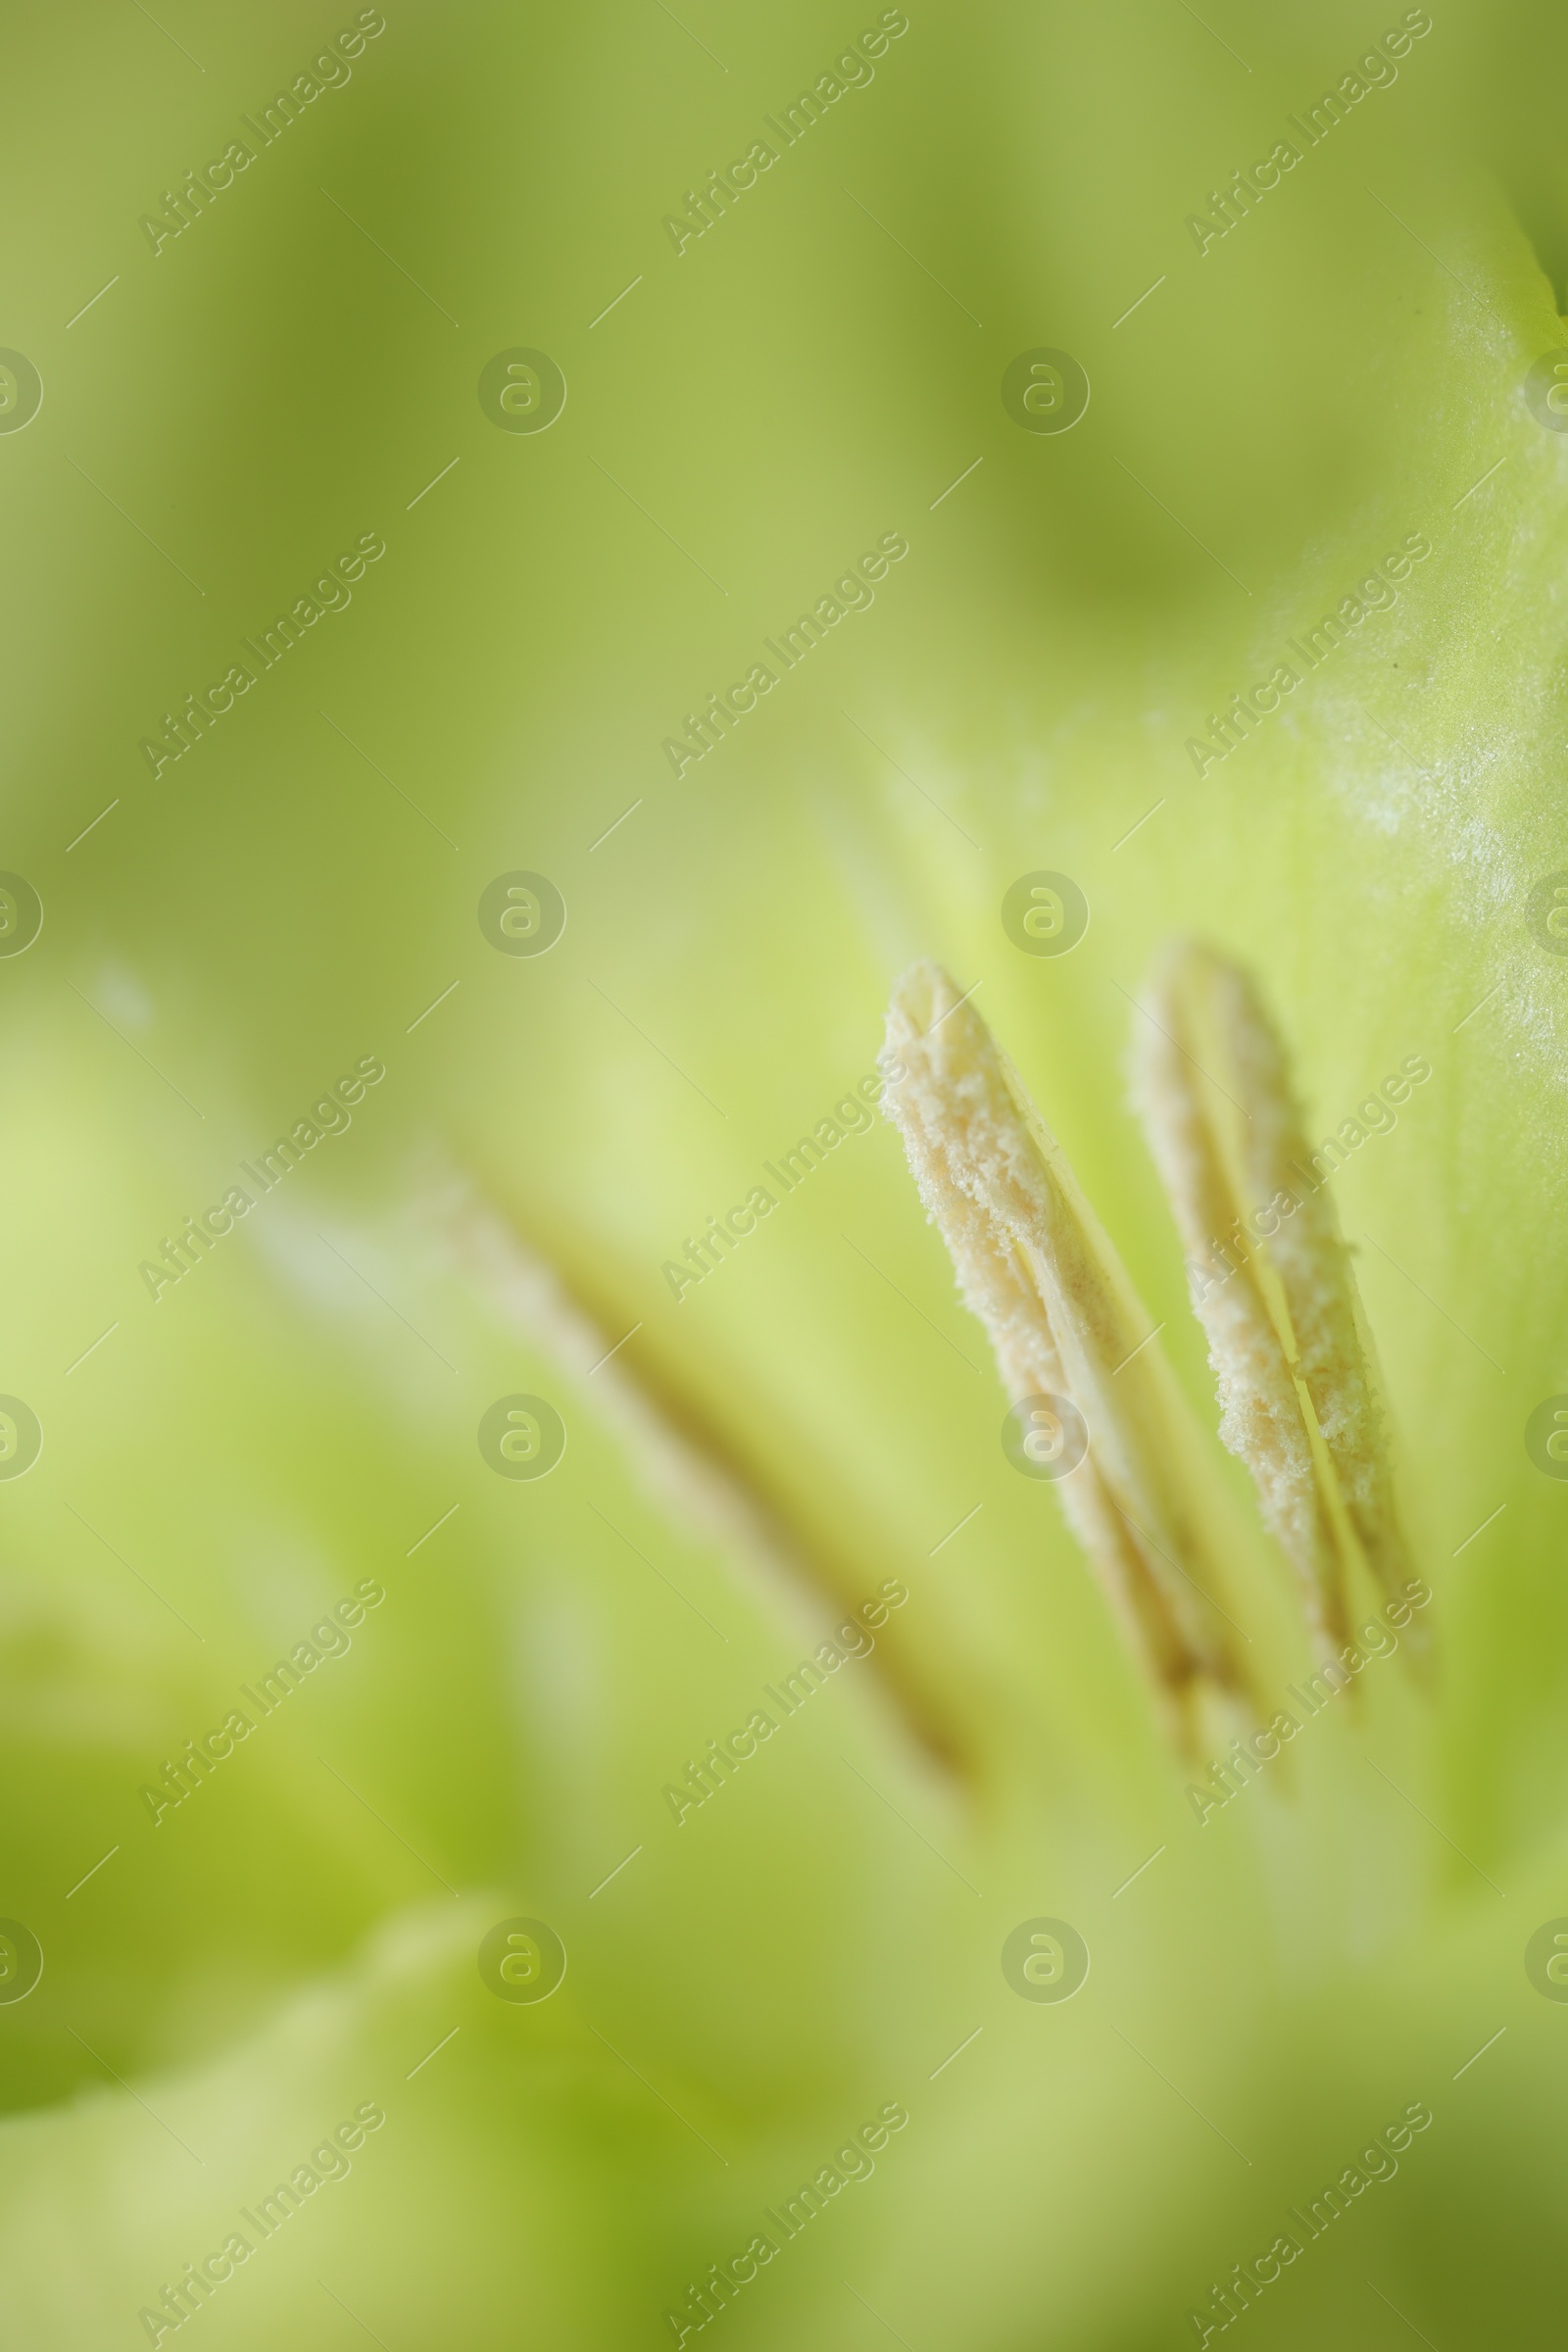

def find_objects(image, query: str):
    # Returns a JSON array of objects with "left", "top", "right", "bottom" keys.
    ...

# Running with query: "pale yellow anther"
[
  {"left": 882, "top": 959, "right": 1258, "bottom": 1745},
  {"left": 1132, "top": 941, "right": 1422, "bottom": 1665}
]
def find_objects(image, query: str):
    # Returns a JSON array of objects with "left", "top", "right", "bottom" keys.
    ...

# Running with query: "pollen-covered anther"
[
  {"left": 882, "top": 958, "right": 1258, "bottom": 1743},
  {"left": 1131, "top": 939, "right": 1424, "bottom": 1666}
]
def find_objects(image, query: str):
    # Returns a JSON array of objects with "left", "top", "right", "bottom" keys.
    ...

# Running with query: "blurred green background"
[{"left": 2, "top": 0, "right": 1568, "bottom": 2343}]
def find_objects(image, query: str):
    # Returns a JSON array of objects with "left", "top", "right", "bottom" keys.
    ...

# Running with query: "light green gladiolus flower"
[{"left": 2, "top": 1, "right": 1567, "bottom": 2345}]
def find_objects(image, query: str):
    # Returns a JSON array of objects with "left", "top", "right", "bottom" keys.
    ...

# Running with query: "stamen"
[
  {"left": 1132, "top": 942, "right": 1422, "bottom": 1662},
  {"left": 882, "top": 960, "right": 1258, "bottom": 1744},
  {"left": 428, "top": 1168, "right": 971, "bottom": 1776}
]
